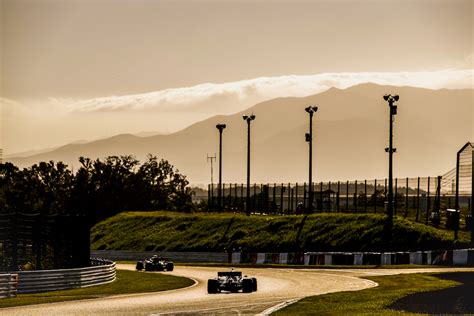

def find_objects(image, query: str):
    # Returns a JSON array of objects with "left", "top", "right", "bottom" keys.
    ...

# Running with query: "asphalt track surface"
[{"left": 3, "top": 265, "right": 474, "bottom": 315}]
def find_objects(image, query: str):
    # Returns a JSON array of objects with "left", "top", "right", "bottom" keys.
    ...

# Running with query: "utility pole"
[
  {"left": 243, "top": 114, "right": 256, "bottom": 216},
  {"left": 216, "top": 125, "right": 226, "bottom": 211},
  {"left": 383, "top": 94, "right": 399, "bottom": 242},
  {"left": 207, "top": 154, "right": 216, "bottom": 209},
  {"left": 305, "top": 106, "right": 318, "bottom": 214}
]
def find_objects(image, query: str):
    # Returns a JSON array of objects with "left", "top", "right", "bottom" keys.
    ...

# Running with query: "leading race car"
[
  {"left": 136, "top": 255, "right": 174, "bottom": 272},
  {"left": 207, "top": 270, "right": 257, "bottom": 293}
]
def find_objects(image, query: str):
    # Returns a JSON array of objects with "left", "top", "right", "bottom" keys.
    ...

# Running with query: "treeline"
[{"left": 0, "top": 155, "right": 194, "bottom": 224}]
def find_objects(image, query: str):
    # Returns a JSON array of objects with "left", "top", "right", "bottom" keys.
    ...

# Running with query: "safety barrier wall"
[
  {"left": 91, "top": 250, "right": 229, "bottom": 263},
  {"left": 15, "top": 259, "right": 116, "bottom": 294},
  {"left": 233, "top": 249, "right": 474, "bottom": 266},
  {"left": 91, "top": 249, "right": 474, "bottom": 266},
  {"left": 0, "top": 274, "right": 18, "bottom": 298}
]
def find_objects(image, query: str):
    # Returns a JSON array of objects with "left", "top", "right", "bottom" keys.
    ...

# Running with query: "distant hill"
[{"left": 8, "top": 83, "right": 473, "bottom": 184}]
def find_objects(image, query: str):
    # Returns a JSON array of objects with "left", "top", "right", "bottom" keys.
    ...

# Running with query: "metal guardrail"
[
  {"left": 91, "top": 250, "right": 228, "bottom": 263},
  {"left": 0, "top": 274, "right": 18, "bottom": 298},
  {"left": 14, "top": 259, "right": 116, "bottom": 294}
]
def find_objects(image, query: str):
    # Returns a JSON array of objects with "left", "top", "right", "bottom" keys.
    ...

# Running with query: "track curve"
[{"left": 3, "top": 265, "right": 474, "bottom": 315}]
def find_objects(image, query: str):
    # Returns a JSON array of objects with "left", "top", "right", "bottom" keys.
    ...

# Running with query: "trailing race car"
[
  {"left": 207, "top": 270, "right": 257, "bottom": 293},
  {"left": 136, "top": 255, "right": 174, "bottom": 271}
]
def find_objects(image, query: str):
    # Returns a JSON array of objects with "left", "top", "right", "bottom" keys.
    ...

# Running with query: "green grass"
[
  {"left": 275, "top": 273, "right": 459, "bottom": 315},
  {"left": 118, "top": 261, "right": 451, "bottom": 270},
  {"left": 0, "top": 269, "right": 194, "bottom": 309},
  {"left": 91, "top": 211, "right": 467, "bottom": 252}
]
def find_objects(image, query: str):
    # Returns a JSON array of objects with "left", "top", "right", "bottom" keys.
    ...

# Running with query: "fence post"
[
  {"left": 228, "top": 183, "right": 231, "bottom": 209},
  {"left": 273, "top": 183, "right": 276, "bottom": 214},
  {"left": 303, "top": 182, "right": 307, "bottom": 209},
  {"left": 364, "top": 180, "right": 367, "bottom": 213},
  {"left": 280, "top": 183, "right": 284, "bottom": 215},
  {"left": 405, "top": 177, "right": 409, "bottom": 218},
  {"left": 394, "top": 178, "right": 398, "bottom": 216},
  {"left": 337, "top": 181, "right": 340, "bottom": 212},
  {"left": 426, "top": 177, "right": 431, "bottom": 225},
  {"left": 328, "top": 181, "right": 332, "bottom": 212},
  {"left": 287, "top": 183, "right": 291, "bottom": 213},
  {"left": 253, "top": 183, "right": 257, "bottom": 212},
  {"left": 416, "top": 177, "right": 420, "bottom": 222},
  {"left": 346, "top": 180, "right": 349, "bottom": 212},
  {"left": 374, "top": 179, "right": 377, "bottom": 213},
  {"left": 290, "top": 187, "right": 294, "bottom": 213},
  {"left": 354, "top": 180, "right": 358, "bottom": 213},
  {"left": 295, "top": 183, "right": 299, "bottom": 211},
  {"left": 320, "top": 182, "right": 323, "bottom": 212}
]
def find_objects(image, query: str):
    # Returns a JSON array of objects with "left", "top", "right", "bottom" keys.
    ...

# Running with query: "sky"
[{"left": 0, "top": 0, "right": 473, "bottom": 154}]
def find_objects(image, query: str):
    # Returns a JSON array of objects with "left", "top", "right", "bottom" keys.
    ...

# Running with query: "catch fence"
[{"left": 208, "top": 176, "right": 472, "bottom": 227}]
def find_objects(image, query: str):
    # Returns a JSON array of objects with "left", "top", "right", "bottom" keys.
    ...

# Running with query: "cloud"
[{"left": 60, "top": 69, "right": 473, "bottom": 114}]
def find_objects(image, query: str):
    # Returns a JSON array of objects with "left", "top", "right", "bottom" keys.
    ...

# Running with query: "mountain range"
[{"left": 7, "top": 83, "right": 473, "bottom": 184}]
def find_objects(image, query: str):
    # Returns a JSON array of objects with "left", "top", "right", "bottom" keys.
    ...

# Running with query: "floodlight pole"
[
  {"left": 383, "top": 94, "right": 399, "bottom": 238},
  {"left": 216, "top": 124, "right": 226, "bottom": 211},
  {"left": 305, "top": 106, "right": 318, "bottom": 214},
  {"left": 243, "top": 114, "right": 256, "bottom": 216}
]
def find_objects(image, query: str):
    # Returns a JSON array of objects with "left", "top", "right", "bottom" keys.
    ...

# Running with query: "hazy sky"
[
  {"left": 2, "top": 0, "right": 472, "bottom": 99},
  {"left": 0, "top": 0, "right": 473, "bottom": 154}
]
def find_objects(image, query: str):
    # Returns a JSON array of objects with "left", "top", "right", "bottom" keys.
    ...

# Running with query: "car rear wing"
[{"left": 218, "top": 271, "right": 242, "bottom": 277}]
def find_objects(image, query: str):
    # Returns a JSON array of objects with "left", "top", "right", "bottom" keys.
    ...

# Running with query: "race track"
[{"left": 3, "top": 264, "right": 474, "bottom": 315}]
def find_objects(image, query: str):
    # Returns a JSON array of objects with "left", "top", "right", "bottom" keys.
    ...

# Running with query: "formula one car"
[
  {"left": 136, "top": 255, "right": 174, "bottom": 271},
  {"left": 207, "top": 270, "right": 257, "bottom": 293}
]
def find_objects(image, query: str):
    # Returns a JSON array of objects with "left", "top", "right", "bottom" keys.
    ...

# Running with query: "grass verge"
[
  {"left": 0, "top": 269, "right": 194, "bottom": 309},
  {"left": 274, "top": 273, "right": 460, "bottom": 315}
]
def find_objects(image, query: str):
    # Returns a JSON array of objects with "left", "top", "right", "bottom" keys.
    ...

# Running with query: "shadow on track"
[{"left": 390, "top": 272, "right": 474, "bottom": 314}]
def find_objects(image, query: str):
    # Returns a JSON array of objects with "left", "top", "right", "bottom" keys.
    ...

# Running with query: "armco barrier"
[
  {"left": 0, "top": 274, "right": 18, "bottom": 298},
  {"left": 16, "top": 259, "right": 116, "bottom": 294}
]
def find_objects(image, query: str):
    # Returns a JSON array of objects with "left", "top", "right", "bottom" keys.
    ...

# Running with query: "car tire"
[
  {"left": 166, "top": 262, "right": 174, "bottom": 271},
  {"left": 242, "top": 278, "right": 253, "bottom": 293},
  {"left": 136, "top": 261, "right": 144, "bottom": 271},
  {"left": 207, "top": 279, "right": 219, "bottom": 294},
  {"left": 252, "top": 277, "right": 257, "bottom": 292}
]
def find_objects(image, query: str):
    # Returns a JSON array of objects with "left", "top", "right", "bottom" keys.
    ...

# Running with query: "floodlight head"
[
  {"left": 305, "top": 105, "right": 318, "bottom": 114},
  {"left": 243, "top": 114, "right": 255, "bottom": 122},
  {"left": 216, "top": 123, "right": 226, "bottom": 131},
  {"left": 383, "top": 94, "right": 399, "bottom": 103}
]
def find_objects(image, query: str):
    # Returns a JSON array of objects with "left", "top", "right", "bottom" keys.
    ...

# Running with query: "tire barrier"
[
  {"left": 0, "top": 274, "right": 18, "bottom": 298},
  {"left": 91, "top": 249, "right": 474, "bottom": 266},
  {"left": 15, "top": 258, "right": 116, "bottom": 294},
  {"left": 232, "top": 249, "right": 474, "bottom": 266}
]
